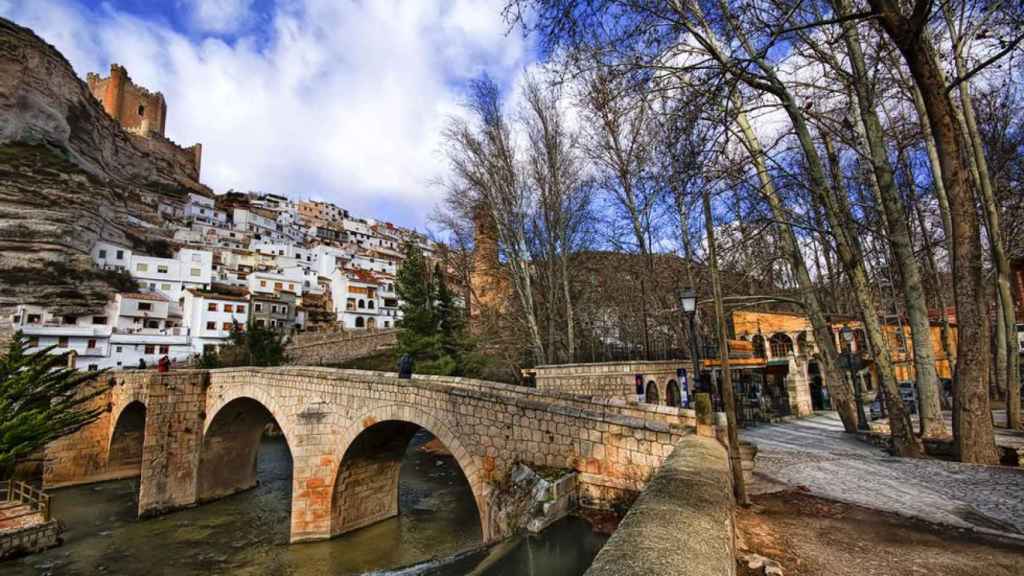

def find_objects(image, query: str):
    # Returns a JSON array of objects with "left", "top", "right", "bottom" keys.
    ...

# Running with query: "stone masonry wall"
[
  {"left": 585, "top": 435, "right": 736, "bottom": 576},
  {"left": 0, "top": 520, "right": 61, "bottom": 561},
  {"left": 286, "top": 329, "right": 398, "bottom": 366},
  {"left": 531, "top": 360, "right": 690, "bottom": 404}
]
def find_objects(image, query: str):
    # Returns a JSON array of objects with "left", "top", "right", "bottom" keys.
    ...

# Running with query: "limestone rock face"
[{"left": 0, "top": 17, "right": 212, "bottom": 326}]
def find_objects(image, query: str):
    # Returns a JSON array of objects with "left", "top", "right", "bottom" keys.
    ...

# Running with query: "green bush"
[{"left": 694, "top": 393, "right": 713, "bottom": 425}]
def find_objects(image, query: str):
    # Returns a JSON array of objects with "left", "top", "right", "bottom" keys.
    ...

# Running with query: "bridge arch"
[
  {"left": 329, "top": 404, "right": 489, "bottom": 541},
  {"left": 107, "top": 400, "right": 147, "bottom": 473},
  {"left": 197, "top": 394, "right": 295, "bottom": 502}
]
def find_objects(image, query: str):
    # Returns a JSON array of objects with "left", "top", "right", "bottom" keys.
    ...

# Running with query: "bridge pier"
[{"left": 137, "top": 372, "right": 208, "bottom": 517}]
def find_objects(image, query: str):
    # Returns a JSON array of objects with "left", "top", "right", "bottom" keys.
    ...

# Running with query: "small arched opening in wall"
[
  {"left": 666, "top": 379, "right": 681, "bottom": 407},
  {"left": 196, "top": 397, "right": 292, "bottom": 507},
  {"left": 645, "top": 380, "right": 660, "bottom": 404},
  {"left": 330, "top": 416, "right": 484, "bottom": 554},
  {"left": 107, "top": 400, "right": 147, "bottom": 476}
]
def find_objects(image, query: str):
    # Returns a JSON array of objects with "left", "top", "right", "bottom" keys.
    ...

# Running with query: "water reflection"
[{"left": 2, "top": 431, "right": 604, "bottom": 575}]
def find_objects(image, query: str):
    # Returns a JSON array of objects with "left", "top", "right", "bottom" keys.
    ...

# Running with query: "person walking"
[{"left": 398, "top": 353, "right": 414, "bottom": 379}]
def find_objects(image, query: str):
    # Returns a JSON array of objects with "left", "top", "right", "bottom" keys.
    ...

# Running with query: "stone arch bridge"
[{"left": 44, "top": 368, "right": 695, "bottom": 544}]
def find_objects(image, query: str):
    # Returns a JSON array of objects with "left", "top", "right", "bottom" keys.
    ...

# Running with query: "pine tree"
[
  {"left": 396, "top": 240, "right": 438, "bottom": 359},
  {"left": 0, "top": 333, "right": 109, "bottom": 475}
]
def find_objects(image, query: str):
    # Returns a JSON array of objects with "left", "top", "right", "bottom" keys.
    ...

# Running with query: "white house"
[
  {"left": 181, "top": 289, "right": 250, "bottom": 353},
  {"left": 248, "top": 270, "right": 303, "bottom": 297},
  {"left": 185, "top": 193, "right": 228, "bottom": 227},
  {"left": 91, "top": 240, "right": 133, "bottom": 271},
  {"left": 129, "top": 249, "right": 213, "bottom": 301}
]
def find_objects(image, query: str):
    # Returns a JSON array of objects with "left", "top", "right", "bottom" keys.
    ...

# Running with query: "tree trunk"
[
  {"left": 942, "top": 8, "right": 1021, "bottom": 430},
  {"left": 702, "top": 181, "right": 748, "bottom": 506},
  {"left": 868, "top": 0, "right": 999, "bottom": 463},
  {"left": 734, "top": 105, "right": 858, "bottom": 431},
  {"left": 835, "top": 0, "right": 945, "bottom": 436}
]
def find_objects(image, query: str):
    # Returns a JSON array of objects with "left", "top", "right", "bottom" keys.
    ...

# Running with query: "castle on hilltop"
[{"left": 87, "top": 63, "right": 203, "bottom": 181}]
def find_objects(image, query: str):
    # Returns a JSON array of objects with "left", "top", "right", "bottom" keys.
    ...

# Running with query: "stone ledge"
[{"left": 585, "top": 435, "right": 735, "bottom": 576}]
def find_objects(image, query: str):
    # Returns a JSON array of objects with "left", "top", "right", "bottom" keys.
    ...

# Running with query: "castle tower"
[
  {"left": 86, "top": 63, "right": 168, "bottom": 137},
  {"left": 469, "top": 205, "right": 508, "bottom": 318}
]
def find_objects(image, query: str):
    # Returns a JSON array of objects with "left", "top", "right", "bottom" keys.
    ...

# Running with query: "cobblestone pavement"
[{"left": 740, "top": 413, "right": 1024, "bottom": 536}]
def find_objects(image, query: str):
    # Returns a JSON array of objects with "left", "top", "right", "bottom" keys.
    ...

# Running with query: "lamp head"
[{"left": 679, "top": 288, "right": 696, "bottom": 313}]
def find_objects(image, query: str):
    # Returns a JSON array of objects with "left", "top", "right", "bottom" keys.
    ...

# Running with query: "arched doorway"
[
  {"left": 330, "top": 419, "right": 483, "bottom": 547},
  {"left": 197, "top": 397, "right": 292, "bottom": 503},
  {"left": 666, "top": 380, "right": 681, "bottom": 407},
  {"left": 108, "top": 401, "right": 146, "bottom": 474},
  {"left": 644, "top": 380, "right": 660, "bottom": 404},
  {"left": 808, "top": 361, "right": 827, "bottom": 410}
]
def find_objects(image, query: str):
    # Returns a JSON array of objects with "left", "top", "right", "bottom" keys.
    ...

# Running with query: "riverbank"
[{"left": 737, "top": 490, "right": 1024, "bottom": 576}]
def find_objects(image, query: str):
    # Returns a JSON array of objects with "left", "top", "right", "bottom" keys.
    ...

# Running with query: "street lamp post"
[
  {"left": 841, "top": 325, "right": 869, "bottom": 431},
  {"left": 680, "top": 288, "right": 698, "bottom": 409}
]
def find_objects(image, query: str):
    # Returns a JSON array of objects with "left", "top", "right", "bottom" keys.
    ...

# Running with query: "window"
[
  {"left": 58, "top": 336, "right": 69, "bottom": 347},
  {"left": 384, "top": 321, "right": 390, "bottom": 328},
  {"left": 157, "top": 265, "right": 169, "bottom": 274},
  {"left": 145, "top": 345, "right": 155, "bottom": 354},
  {"left": 116, "top": 250, "right": 124, "bottom": 259},
  {"left": 191, "top": 268, "right": 202, "bottom": 277},
  {"left": 27, "top": 314, "right": 41, "bottom": 323},
  {"left": 204, "top": 321, "right": 215, "bottom": 330},
  {"left": 274, "top": 282, "right": 283, "bottom": 290},
  {"left": 138, "top": 104, "right": 145, "bottom": 116},
  {"left": 222, "top": 322, "right": 232, "bottom": 330},
  {"left": 192, "top": 253, "right": 202, "bottom": 262},
  {"left": 136, "top": 263, "right": 148, "bottom": 272},
  {"left": 149, "top": 283, "right": 156, "bottom": 290},
  {"left": 368, "top": 301, "right": 374, "bottom": 309},
  {"left": 260, "top": 280, "right": 267, "bottom": 287},
  {"left": 288, "top": 283, "right": 295, "bottom": 291},
  {"left": 99, "top": 249, "right": 107, "bottom": 259},
  {"left": 256, "top": 319, "right": 265, "bottom": 328},
  {"left": 138, "top": 302, "right": 152, "bottom": 312},
  {"left": 208, "top": 303, "right": 218, "bottom": 312},
  {"left": 159, "top": 345, "right": 169, "bottom": 354},
  {"left": 88, "top": 364, "right": 98, "bottom": 371},
  {"left": 87, "top": 339, "right": 97, "bottom": 349},
  {"left": 161, "top": 283, "right": 172, "bottom": 291},
  {"left": 236, "top": 305, "right": 245, "bottom": 314},
  {"left": 255, "top": 303, "right": 263, "bottom": 312},
  {"left": 116, "top": 346, "right": 123, "bottom": 353},
  {"left": 224, "top": 304, "right": 234, "bottom": 313},
  {"left": 93, "top": 316, "right": 107, "bottom": 325}
]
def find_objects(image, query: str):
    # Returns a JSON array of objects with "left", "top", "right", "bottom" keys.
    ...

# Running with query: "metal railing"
[{"left": 1, "top": 480, "right": 51, "bottom": 522}]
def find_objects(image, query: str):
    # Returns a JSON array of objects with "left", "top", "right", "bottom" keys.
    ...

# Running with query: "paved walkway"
[{"left": 740, "top": 413, "right": 1024, "bottom": 537}]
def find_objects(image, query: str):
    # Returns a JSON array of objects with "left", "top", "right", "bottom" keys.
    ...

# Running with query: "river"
[{"left": 2, "top": 432, "right": 607, "bottom": 575}]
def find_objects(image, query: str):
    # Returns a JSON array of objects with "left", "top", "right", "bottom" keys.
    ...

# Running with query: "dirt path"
[{"left": 737, "top": 491, "right": 1024, "bottom": 576}]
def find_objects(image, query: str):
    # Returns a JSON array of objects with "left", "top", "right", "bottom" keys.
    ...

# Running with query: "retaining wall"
[{"left": 286, "top": 329, "right": 397, "bottom": 366}]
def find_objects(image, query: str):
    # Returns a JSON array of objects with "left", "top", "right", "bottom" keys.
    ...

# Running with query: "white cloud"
[
  {"left": 0, "top": 0, "right": 529, "bottom": 230},
  {"left": 182, "top": 0, "right": 254, "bottom": 34}
]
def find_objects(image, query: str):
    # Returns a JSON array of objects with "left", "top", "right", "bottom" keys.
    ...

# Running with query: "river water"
[{"left": 2, "top": 432, "right": 607, "bottom": 575}]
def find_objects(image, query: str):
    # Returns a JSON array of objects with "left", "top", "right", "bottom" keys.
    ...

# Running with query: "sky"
[{"left": 0, "top": 0, "right": 534, "bottom": 230}]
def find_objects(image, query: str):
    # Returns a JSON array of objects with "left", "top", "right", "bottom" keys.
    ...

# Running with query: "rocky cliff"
[{"left": 0, "top": 17, "right": 212, "bottom": 327}]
